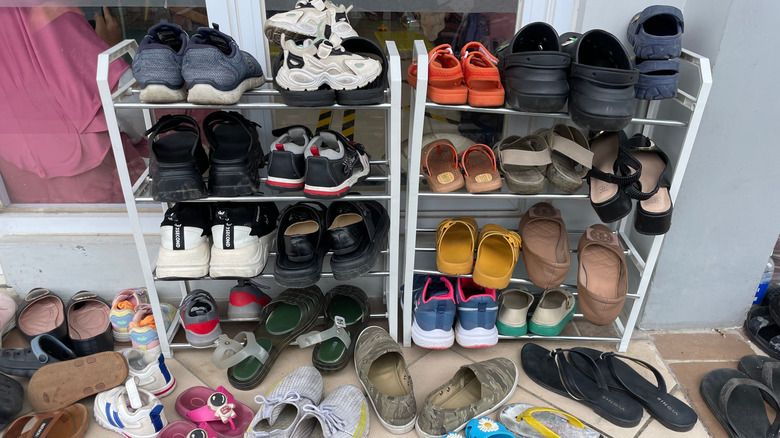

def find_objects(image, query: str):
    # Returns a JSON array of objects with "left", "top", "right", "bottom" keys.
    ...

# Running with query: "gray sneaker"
[
  {"left": 415, "top": 358, "right": 519, "bottom": 438},
  {"left": 247, "top": 365, "right": 323, "bottom": 438},
  {"left": 293, "top": 384, "right": 370, "bottom": 438},
  {"left": 354, "top": 326, "right": 416, "bottom": 434},
  {"left": 179, "top": 290, "right": 222, "bottom": 347},
  {"left": 132, "top": 20, "right": 189, "bottom": 103},
  {"left": 182, "top": 24, "right": 266, "bottom": 104}
]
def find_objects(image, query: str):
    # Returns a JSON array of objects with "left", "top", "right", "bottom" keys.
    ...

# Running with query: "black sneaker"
[
  {"left": 147, "top": 115, "right": 209, "bottom": 201},
  {"left": 209, "top": 202, "right": 279, "bottom": 278},
  {"left": 204, "top": 111, "right": 264, "bottom": 197},
  {"left": 327, "top": 200, "right": 390, "bottom": 280},
  {"left": 303, "top": 130, "right": 370, "bottom": 198},
  {"left": 156, "top": 203, "right": 212, "bottom": 279},
  {"left": 274, "top": 202, "right": 328, "bottom": 287},
  {"left": 265, "top": 125, "right": 313, "bottom": 191}
]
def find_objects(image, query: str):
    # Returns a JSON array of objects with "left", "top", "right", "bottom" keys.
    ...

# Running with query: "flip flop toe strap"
[
  {"left": 520, "top": 407, "right": 585, "bottom": 438},
  {"left": 211, "top": 332, "right": 269, "bottom": 370},
  {"left": 762, "top": 362, "right": 780, "bottom": 394},
  {"left": 553, "top": 349, "right": 609, "bottom": 400},
  {"left": 602, "top": 352, "right": 667, "bottom": 393}
]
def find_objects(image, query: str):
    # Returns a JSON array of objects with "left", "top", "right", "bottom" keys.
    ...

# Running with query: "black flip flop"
[
  {"left": 700, "top": 368, "right": 780, "bottom": 438},
  {"left": 520, "top": 343, "right": 643, "bottom": 427},
  {"left": 744, "top": 306, "right": 780, "bottom": 360},
  {"left": 570, "top": 347, "right": 697, "bottom": 432},
  {"left": 738, "top": 354, "right": 780, "bottom": 403}
]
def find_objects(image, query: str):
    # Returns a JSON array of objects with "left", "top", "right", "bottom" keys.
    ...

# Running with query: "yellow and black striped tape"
[
  {"left": 342, "top": 109, "right": 356, "bottom": 141},
  {"left": 316, "top": 110, "right": 331, "bottom": 133}
]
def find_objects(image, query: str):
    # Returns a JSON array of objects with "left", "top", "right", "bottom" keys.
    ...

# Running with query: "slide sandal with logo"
[
  {"left": 570, "top": 347, "right": 697, "bottom": 432},
  {"left": 175, "top": 386, "right": 253, "bottom": 438},
  {"left": 5, "top": 403, "right": 89, "bottom": 438}
]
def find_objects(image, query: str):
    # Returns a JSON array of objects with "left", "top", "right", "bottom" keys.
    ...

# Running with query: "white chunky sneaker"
[
  {"left": 122, "top": 348, "right": 177, "bottom": 398},
  {"left": 264, "top": 0, "right": 357, "bottom": 46},
  {"left": 275, "top": 29, "right": 381, "bottom": 92},
  {"left": 156, "top": 203, "right": 211, "bottom": 280},
  {"left": 94, "top": 378, "right": 168, "bottom": 438},
  {"left": 209, "top": 203, "right": 279, "bottom": 278}
]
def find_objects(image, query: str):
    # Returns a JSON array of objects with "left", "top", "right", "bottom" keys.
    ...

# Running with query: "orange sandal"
[
  {"left": 421, "top": 139, "right": 465, "bottom": 193},
  {"left": 408, "top": 44, "right": 468, "bottom": 104},
  {"left": 460, "top": 42, "right": 505, "bottom": 107},
  {"left": 460, "top": 144, "right": 502, "bottom": 193}
]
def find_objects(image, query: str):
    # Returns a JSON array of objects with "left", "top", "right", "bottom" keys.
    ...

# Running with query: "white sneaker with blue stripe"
[
  {"left": 94, "top": 378, "right": 168, "bottom": 438},
  {"left": 122, "top": 348, "right": 177, "bottom": 398}
]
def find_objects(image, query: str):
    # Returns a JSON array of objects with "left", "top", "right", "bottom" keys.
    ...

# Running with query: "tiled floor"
[{"left": 1, "top": 323, "right": 770, "bottom": 438}]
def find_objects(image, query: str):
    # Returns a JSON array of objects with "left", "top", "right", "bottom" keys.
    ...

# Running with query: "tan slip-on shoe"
[
  {"left": 496, "top": 289, "right": 534, "bottom": 337},
  {"left": 518, "top": 202, "right": 572, "bottom": 290},
  {"left": 528, "top": 288, "right": 576, "bottom": 336},
  {"left": 576, "top": 225, "right": 628, "bottom": 325}
]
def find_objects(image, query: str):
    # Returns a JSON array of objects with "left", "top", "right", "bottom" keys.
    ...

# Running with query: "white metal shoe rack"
[
  {"left": 97, "top": 40, "right": 402, "bottom": 358},
  {"left": 402, "top": 40, "right": 712, "bottom": 351}
]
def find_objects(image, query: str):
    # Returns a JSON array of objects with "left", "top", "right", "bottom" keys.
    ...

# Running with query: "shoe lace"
[
  {"left": 302, "top": 403, "right": 346, "bottom": 434},
  {"left": 254, "top": 391, "right": 302, "bottom": 419}
]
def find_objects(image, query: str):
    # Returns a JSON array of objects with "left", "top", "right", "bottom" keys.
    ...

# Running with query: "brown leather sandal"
[
  {"left": 460, "top": 144, "right": 502, "bottom": 193},
  {"left": 577, "top": 225, "right": 628, "bottom": 325},
  {"left": 421, "top": 139, "right": 465, "bottom": 193},
  {"left": 5, "top": 404, "right": 89, "bottom": 438}
]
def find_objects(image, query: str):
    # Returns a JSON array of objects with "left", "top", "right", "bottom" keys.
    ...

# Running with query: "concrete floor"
[{"left": 0, "top": 320, "right": 769, "bottom": 438}]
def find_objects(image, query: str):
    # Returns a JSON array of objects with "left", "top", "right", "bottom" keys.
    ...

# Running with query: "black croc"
[
  {"left": 336, "top": 37, "right": 387, "bottom": 105},
  {"left": 587, "top": 132, "right": 641, "bottom": 223},
  {"left": 0, "top": 372, "right": 23, "bottom": 430},
  {"left": 634, "top": 58, "right": 680, "bottom": 100},
  {"left": 570, "top": 347, "right": 698, "bottom": 432},
  {"left": 0, "top": 333, "right": 76, "bottom": 377},
  {"left": 623, "top": 135, "right": 673, "bottom": 235},
  {"left": 520, "top": 343, "right": 643, "bottom": 427},
  {"left": 296, "top": 285, "right": 370, "bottom": 373},
  {"left": 744, "top": 306, "right": 780, "bottom": 360},
  {"left": 560, "top": 30, "right": 639, "bottom": 131},
  {"left": 326, "top": 200, "right": 389, "bottom": 281},
  {"left": 701, "top": 368, "right": 780, "bottom": 438},
  {"left": 274, "top": 202, "right": 328, "bottom": 288},
  {"left": 66, "top": 291, "right": 114, "bottom": 357},
  {"left": 496, "top": 21, "right": 571, "bottom": 112},
  {"left": 203, "top": 111, "right": 265, "bottom": 197},
  {"left": 147, "top": 114, "right": 209, "bottom": 201},
  {"left": 16, "top": 288, "right": 68, "bottom": 343}
]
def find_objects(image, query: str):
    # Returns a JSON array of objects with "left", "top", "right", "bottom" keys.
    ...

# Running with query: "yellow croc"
[
  {"left": 473, "top": 225, "right": 521, "bottom": 289},
  {"left": 436, "top": 217, "right": 478, "bottom": 275}
]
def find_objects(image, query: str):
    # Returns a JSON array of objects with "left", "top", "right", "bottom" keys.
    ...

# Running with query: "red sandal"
[
  {"left": 408, "top": 44, "right": 468, "bottom": 104},
  {"left": 460, "top": 42, "right": 504, "bottom": 107}
]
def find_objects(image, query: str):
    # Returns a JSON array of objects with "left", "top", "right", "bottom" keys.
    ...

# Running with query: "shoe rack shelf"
[
  {"left": 97, "top": 39, "right": 403, "bottom": 358},
  {"left": 402, "top": 40, "right": 712, "bottom": 351}
]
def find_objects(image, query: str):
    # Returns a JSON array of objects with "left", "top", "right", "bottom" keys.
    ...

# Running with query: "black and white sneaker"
[
  {"left": 204, "top": 111, "right": 265, "bottom": 197},
  {"left": 209, "top": 202, "right": 279, "bottom": 278},
  {"left": 156, "top": 203, "right": 212, "bottom": 279},
  {"left": 265, "top": 125, "right": 313, "bottom": 191},
  {"left": 303, "top": 130, "right": 370, "bottom": 198}
]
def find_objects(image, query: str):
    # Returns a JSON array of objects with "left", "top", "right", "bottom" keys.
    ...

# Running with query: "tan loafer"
[
  {"left": 577, "top": 225, "right": 628, "bottom": 325},
  {"left": 496, "top": 289, "right": 534, "bottom": 336}
]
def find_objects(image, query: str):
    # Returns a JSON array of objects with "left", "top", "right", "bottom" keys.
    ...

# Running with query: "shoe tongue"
[
  {"left": 315, "top": 131, "right": 345, "bottom": 159},
  {"left": 195, "top": 27, "right": 233, "bottom": 55},
  {"left": 190, "top": 304, "right": 211, "bottom": 316}
]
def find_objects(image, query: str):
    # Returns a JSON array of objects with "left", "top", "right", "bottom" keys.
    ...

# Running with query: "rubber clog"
[
  {"left": 436, "top": 217, "right": 478, "bottom": 275},
  {"left": 473, "top": 225, "right": 521, "bottom": 290}
]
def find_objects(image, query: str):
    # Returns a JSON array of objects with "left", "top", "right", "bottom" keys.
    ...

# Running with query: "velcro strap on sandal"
[
  {"left": 211, "top": 332, "right": 270, "bottom": 370},
  {"left": 499, "top": 148, "right": 552, "bottom": 169},
  {"left": 549, "top": 136, "right": 593, "bottom": 170},
  {"left": 296, "top": 315, "right": 352, "bottom": 349},
  {"left": 317, "top": 41, "right": 333, "bottom": 59}
]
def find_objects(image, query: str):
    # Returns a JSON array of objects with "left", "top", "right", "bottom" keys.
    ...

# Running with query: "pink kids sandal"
[{"left": 175, "top": 386, "right": 253, "bottom": 438}]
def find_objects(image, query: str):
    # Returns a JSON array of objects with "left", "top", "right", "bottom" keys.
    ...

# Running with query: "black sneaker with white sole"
[
  {"left": 210, "top": 202, "right": 279, "bottom": 278},
  {"left": 156, "top": 203, "right": 212, "bottom": 279},
  {"left": 204, "top": 111, "right": 264, "bottom": 197},
  {"left": 265, "top": 125, "right": 313, "bottom": 191},
  {"left": 303, "top": 130, "right": 370, "bottom": 198},
  {"left": 327, "top": 200, "right": 390, "bottom": 280},
  {"left": 274, "top": 202, "right": 328, "bottom": 287},
  {"left": 147, "top": 115, "right": 209, "bottom": 201}
]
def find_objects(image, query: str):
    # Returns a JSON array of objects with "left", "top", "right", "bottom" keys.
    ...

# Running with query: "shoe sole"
[
  {"left": 29, "top": 352, "right": 129, "bottom": 412},
  {"left": 209, "top": 233, "right": 274, "bottom": 278},
  {"left": 184, "top": 323, "right": 222, "bottom": 348},
  {"left": 187, "top": 76, "right": 266, "bottom": 105},
  {"left": 139, "top": 84, "right": 187, "bottom": 103},
  {"left": 156, "top": 241, "right": 210, "bottom": 279},
  {"left": 304, "top": 164, "right": 370, "bottom": 198},
  {"left": 411, "top": 320, "right": 454, "bottom": 349},
  {"left": 275, "top": 66, "right": 382, "bottom": 92},
  {"left": 266, "top": 175, "right": 305, "bottom": 191},
  {"left": 454, "top": 322, "right": 498, "bottom": 348}
]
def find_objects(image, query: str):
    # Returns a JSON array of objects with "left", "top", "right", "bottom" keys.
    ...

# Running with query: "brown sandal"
[
  {"left": 5, "top": 404, "right": 89, "bottom": 438},
  {"left": 460, "top": 144, "right": 502, "bottom": 193},
  {"left": 577, "top": 225, "right": 628, "bottom": 325},
  {"left": 421, "top": 139, "right": 465, "bottom": 193},
  {"left": 518, "top": 203, "right": 572, "bottom": 290}
]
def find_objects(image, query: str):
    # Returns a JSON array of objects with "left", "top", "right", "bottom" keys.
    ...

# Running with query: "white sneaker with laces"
[
  {"left": 264, "top": 0, "right": 357, "bottom": 45},
  {"left": 121, "top": 348, "right": 177, "bottom": 398},
  {"left": 94, "top": 378, "right": 168, "bottom": 438}
]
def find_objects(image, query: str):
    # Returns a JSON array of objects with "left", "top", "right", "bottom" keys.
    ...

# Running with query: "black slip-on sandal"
[
  {"left": 296, "top": 285, "right": 370, "bottom": 373},
  {"left": 570, "top": 347, "right": 697, "bottom": 432},
  {"left": 203, "top": 111, "right": 264, "bottom": 197},
  {"left": 701, "top": 368, "right": 780, "bottom": 438},
  {"left": 274, "top": 202, "right": 329, "bottom": 288},
  {"left": 326, "top": 200, "right": 390, "bottom": 281},
  {"left": 335, "top": 37, "right": 387, "bottom": 105},
  {"left": 146, "top": 114, "right": 209, "bottom": 201},
  {"left": 738, "top": 355, "right": 780, "bottom": 403},
  {"left": 520, "top": 343, "right": 643, "bottom": 427},
  {"left": 744, "top": 306, "right": 780, "bottom": 360}
]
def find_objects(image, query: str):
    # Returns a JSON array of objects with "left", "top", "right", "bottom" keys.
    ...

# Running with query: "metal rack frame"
[
  {"left": 97, "top": 39, "right": 402, "bottom": 358},
  {"left": 402, "top": 39, "right": 712, "bottom": 351}
]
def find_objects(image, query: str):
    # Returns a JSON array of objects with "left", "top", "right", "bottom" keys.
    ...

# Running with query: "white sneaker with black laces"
[
  {"left": 156, "top": 203, "right": 211, "bottom": 279},
  {"left": 264, "top": 0, "right": 357, "bottom": 45},
  {"left": 303, "top": 130, "right": 371, "bottom": 198},
  {"left": 275, "top": 28, "right": 381, "bottom": 92},
  {"left": 209, "top": 203, "right": 279, "bottom": 278}
]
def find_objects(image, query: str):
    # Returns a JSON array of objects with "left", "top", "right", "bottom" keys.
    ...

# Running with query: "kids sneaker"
[
  {"left": 110, "top": 288, "right": 149, "bottom": 342},
  {"left": 247, "top": 365, "right": 323, "bottom": 437},
  {"left": 264, "top": 0, "right": 357, "bottom": 46},
  {"left": 122, "top": 348, "right": 177, "bottom": 398},
  {"left": 133, "top": 20, "right": 189, "bottom": 103},
  {"left": 129, "top": 303, "right": 177, "bottom": 352},
  {"left": 180, "top": 290, "right": 222, "bottom": 347},
  {"left": 182, "top": 24, "right": 265, "bottom": 105},
  {"left": 266, "top": 125, "right": 314, "bottom": 191},
  {"left": 210, "top": 202, "right": 280, "bottom": 278},
  {"left": 227, "top": 280, "right": 271, "bottom": 320},
  {"left": 409, "top": 275, "right": 457, "bottom": 349},
  {"left": 292, "top": 384, "right": 370, "bottom": 437},
  {"left": 156, "top": 203, "right": 212, "bottom": 280},
  {"left": 94, "top": 378, "right": 168, "bottom": 438},
  {"left": 303, "top": 130, "right": 370, "bottom": 198},
  {"left": 275, "top": 30, "right": 381, "bottom": 92},
  {"left": 454, "top": 278, "right": 498, "bottom": 348}
]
